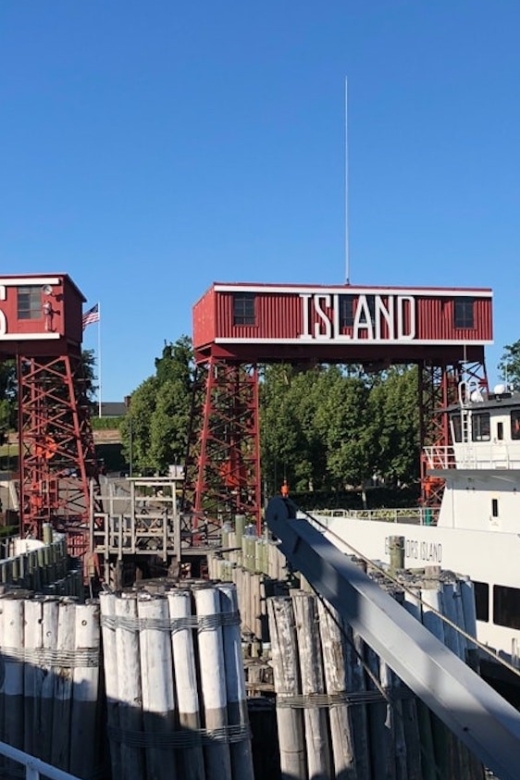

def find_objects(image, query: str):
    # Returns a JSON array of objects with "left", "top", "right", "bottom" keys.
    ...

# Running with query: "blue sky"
[{"left": 1, "top": 1, "right": 519, "bottom": 399}]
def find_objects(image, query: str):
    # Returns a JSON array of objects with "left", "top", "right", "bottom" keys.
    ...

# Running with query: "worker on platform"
[{"left": 281, "top": 479, "right": 289, "bottom": 498}]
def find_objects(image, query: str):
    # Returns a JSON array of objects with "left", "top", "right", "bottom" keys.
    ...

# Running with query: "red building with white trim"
[{"left": 188, "top": 282, "right": 492, "bottom": 536}]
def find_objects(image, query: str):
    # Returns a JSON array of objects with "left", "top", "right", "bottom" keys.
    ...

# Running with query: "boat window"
[
  {"left": 473, "top": 581, "right": 489, "bottom": 622},
  {"left": 497, "top": 422, "right": 504, "bottom": 441},
  {"left": 233, "top": 293, "right": 256, "bottom": 326},
  {"left": 493, "top": 585, "right": 520, "bottom": 630},
  {"left": 492, "top": 498, "right": 498, "bottom": 518},
  {"left": 471, "top": 411, "right": 490, "bottom": 442},
  {"left": 454, "top": 297, "right": 475, "bottom": 329},
  {"left": 511, "top": 410, "right": 520, "bottom": 441},
  {"left": 450, "top": 415, "right": 462, "bottom": 443},
  {"left": 17, "top": 286, "right": 42, "bottom": 320}
]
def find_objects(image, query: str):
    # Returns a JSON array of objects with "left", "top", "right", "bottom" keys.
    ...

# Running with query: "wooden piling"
[
  {"left": 168, "top": 589, "right": 205, "bottom": 780},
  {"left": 2, "top": 595, "right": 24, "bottom": 777},
  {"left": 193, "top": 586, "right": 232, "bottom": 780},
  {"left": 70, "top": 601, "right": 101, "bottom": 779},
  {"left": 51, "top": 599, "right": 76, "bottom": 771},
  {"left": 138, "top": 593, "right": 177, "bottom": 780},
  {"left": 267, "top": 596, "right": 306, "bottom": 779},
  {"left": 23, "top": 597, "right": 43, "bottom": 756},
  {"left": 99, "top": 591, "right": 123, "bottom": 779},
  {"left": 115, "top": 592, "right": 145, "bottom": 780},
  {"left": 218, "top": 583, "right": 255, "bottom": 780},
  {"left": 316, "top": 597, "right": 357, "bottom": 779},
  {"left": 292, "top": 590, "right": 332, "bottom": 780}
]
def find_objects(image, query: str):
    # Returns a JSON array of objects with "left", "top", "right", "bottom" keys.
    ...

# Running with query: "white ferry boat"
[{"left": 314, "top": 382, "right": 520, "bottom": 666}]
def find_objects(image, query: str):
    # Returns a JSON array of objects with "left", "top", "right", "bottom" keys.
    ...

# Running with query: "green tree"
[
  {"left": 120, "top": 336, "right": 195, "bottom": 474},
  {"left": 367, "top": 366, "right": 420, "bottom": 486},
  {"left": 498, "top": 341, "right": 520, "bottom": 390}
]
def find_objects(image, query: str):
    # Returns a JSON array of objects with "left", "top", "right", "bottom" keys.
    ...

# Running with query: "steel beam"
[{"left": 266, "top": 497, "right": 520, "bottom": 780}]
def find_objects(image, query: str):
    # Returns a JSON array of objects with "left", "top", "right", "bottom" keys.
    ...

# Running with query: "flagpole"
[{"left": 97, "top": 302, "right": 102, "bottom": 418}]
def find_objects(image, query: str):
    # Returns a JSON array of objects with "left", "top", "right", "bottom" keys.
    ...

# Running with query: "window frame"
[
  {"left": 454, "top": 297, "right": 475, "bottom": 329},
  {"left": 493, "top": 584, "right": 520, "bottom": 629},
  {"left": 232, "top": 293, "right": 256, "bottom": 326},
  {"left": 471, "top": 411, "right": 491, "bottom": 442},
  {"left": 17, "top": 286, "right": 42, "bottom": 320}
]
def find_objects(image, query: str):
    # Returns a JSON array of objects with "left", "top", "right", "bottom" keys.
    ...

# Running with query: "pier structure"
[
  {"left": 185, "top": 282, "right": 492, "bottom": 532},
  {"left": 0, "top": 274, "right": 101, "bottom": 556}
]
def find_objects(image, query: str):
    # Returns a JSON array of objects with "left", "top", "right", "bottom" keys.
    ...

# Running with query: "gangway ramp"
[{"left": 266, "top": 497, "right": 520, "bottom": 780}]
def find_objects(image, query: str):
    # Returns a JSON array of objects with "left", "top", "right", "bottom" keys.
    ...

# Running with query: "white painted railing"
[
  {"left": 425, "top": 445, "right": 520, "bottom": 471},
  {"left": 308, "top": 507, "right": 439, "bottom": 526},
  {"left": 0, "top": 740, "right": 82, "bottom": 780}
]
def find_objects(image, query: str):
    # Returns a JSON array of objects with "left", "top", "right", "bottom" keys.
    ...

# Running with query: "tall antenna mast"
[{"left": 344, "top": 77, "right": 350, "bottom": 285}]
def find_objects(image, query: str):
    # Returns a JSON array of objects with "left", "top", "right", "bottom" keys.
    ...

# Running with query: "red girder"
[
  {"left": 184, "top": 360, "right": 261, "bottom": 538},
  {"left": 17, "top": 353, "right": 102, "bottom": 557},
  {"left": 420, "top": 360, "right": 488, "bottom": 507}
]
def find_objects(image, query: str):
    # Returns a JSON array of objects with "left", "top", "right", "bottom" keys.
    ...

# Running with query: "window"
[
  {"left": 473, "top": 581, "right": 489, "bottom": 622},
  {"left": 511, "top": 410, "right": 520, "bottom": 440},
  {"left": 339, "top": 296, "right": 354, "bottom": 328},
  {"left": 233, "top": 293, "right": 256, "bottom": 326},
  {"left": 493, "top": 585, "right": 520, "bottom": 629},
  {"left": 450, "top": 414, "right": 462, "bottom": 443},
  {"left": 492, "top": 498, "right": 498, "bottom": 518},
  {"left": 17, "top": 286, "right": 42, "bottom": 320},
  {"left": 471, "top": 411, "right": 490, "bottom": 442},
  {"left": 497, "top": 422, "right": 504, "bottom": 441},
  {"left": 454, "top": 297, "right": 475, "bottom": 329}
]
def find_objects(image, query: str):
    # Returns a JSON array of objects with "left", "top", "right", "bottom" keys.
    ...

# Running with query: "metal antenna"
[{"left": 345, "top": 77, "right": 350, "bottom": 285}]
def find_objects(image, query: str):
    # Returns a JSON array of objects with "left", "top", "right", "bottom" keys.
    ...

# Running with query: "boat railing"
[
  {"left": 0, "top": 739, "right": 82, "bottom": 780},
  {"left": 425, "top": 444, "right": 520, "bottom": 470},
  {"left": 311, "top": 507, "right": 439, "bottom": 526}
]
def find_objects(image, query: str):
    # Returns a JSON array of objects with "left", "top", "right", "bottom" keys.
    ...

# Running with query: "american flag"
[{"left": 82, "top": 303, "right": 100, "bottom": 329}]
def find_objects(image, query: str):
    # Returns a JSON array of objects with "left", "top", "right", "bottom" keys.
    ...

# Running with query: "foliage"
[
  {"left": 119, "top": 336, "right": 195, "bottom": 474},
  {"left": 498, "top": 341, "right": 520, "bottom": 390},
  {"left": 91, "top": 416, "right": 124, "bottom": 430}
]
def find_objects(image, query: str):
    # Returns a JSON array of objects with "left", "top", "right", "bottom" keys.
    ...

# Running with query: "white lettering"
[
  {"left": 299, "top": 294, "right": 312, "bottom": 338},
  {"left": 299, "top": 292, "right": 418, "bottom": 343},
  {"left": 397, "top": 295, "right": 416, "bottom": 340},
  {"left": 375, "top": 296, "right": 394, "bottom": 340},
  {"left": 353, "top": 295, "right": 374, "bottom": 340},
  {"left": 313, "top": 294, "right": 332, "bottom": 340}
]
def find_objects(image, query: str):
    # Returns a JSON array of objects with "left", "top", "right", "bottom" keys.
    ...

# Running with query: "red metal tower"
[
  {"left": 0, "top": 275, "right": 101, "bottom": 556},
  {"left": 186, "top": 283, "right": 492, "bottom": 531}
]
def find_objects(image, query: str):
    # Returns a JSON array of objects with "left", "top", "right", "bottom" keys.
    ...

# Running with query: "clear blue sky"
[{"left": 1, "top": 1, "right": 519, "bottom": 399}]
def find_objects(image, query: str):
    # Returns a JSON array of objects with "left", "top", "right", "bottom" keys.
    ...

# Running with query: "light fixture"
[{"left": 42, "top": 284, "right": 53, "bottom": 295}]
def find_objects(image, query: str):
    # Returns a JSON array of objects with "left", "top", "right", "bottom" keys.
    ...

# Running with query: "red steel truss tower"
[{"left": 0, "top": 275, "right": 101, "bottom": 555}]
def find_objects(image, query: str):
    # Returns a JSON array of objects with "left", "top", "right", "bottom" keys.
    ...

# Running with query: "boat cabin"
[{"left": 448, "top": 387, "right": 520, "bottom": 470}]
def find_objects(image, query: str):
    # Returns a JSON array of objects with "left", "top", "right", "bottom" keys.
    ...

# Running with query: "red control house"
[{"left": 189, "top": 282, "right": 493, "bottom": 532}]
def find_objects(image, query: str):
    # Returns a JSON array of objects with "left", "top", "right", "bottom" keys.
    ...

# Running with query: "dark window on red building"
[
  {"left": 339, "top": 295, "right": 354, "bottom": 328},
  {"left": 17, "top": 286, "right": 42, "bottom": 320},
  {"left": 454, "top": 297, "right": 475, "bottom": 329},
  {"left": 233, "top": 293, "right": 256, "bottom": 326}
]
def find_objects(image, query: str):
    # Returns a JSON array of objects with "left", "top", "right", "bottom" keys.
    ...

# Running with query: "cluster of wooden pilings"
[
  {"left": 100, "top": 582, "right": 255, "bottom": 780},
  {"left": 0, "top": 593, "right": 102, "bottom": 779},
  {"left": 267, "top": 575, "right": 485, "bottom": 780},
  {"left": 0, "top": 530, "right": 83, "bottom": 597}
]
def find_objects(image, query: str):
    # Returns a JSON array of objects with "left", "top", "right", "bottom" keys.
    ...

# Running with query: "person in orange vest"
[{"left": 281, "top": 479, "right": 289, "bottom": 498}]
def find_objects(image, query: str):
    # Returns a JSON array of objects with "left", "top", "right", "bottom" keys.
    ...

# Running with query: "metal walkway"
[{"left": 265, "top": 497, "right": 520, "bottom": 780}]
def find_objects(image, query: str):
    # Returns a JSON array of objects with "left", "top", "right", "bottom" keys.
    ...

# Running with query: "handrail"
[{"left": 0, "top": 740, "right": 82, "bottom": 780}]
